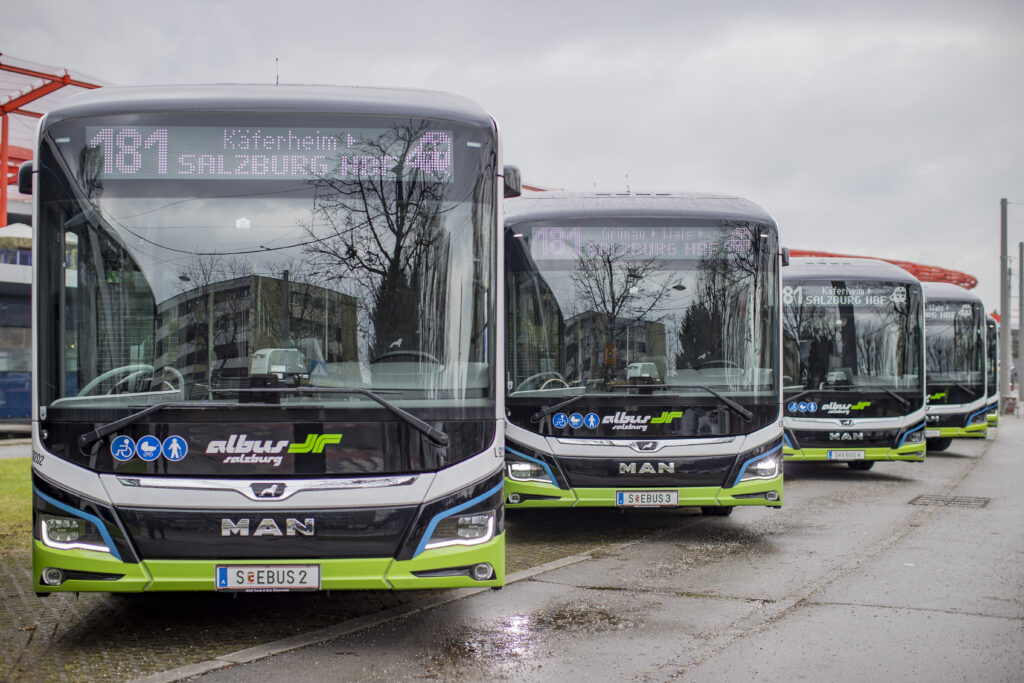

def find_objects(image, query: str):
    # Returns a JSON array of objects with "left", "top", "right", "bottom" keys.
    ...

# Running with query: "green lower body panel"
[
  {"left": 784, "top": 444, "right": 925, "bottom": 463},
  {"left": 987, "top": 412, "right": 999, "bottom": 427},
  {"left": 931, "top": 424, "right": 987, "bottom": 439},
  {"left": 505, "top": 475, "right": 782, "bottom": 509},
  {"left": 33, "top": 535, "right": 505, "bottom": 593}
]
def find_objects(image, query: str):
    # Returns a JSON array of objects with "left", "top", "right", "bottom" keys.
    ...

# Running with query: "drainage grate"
[{"left": 910, "top": 494, "right": 991, "bottom": 508}]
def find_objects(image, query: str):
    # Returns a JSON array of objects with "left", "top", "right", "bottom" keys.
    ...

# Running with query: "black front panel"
[
  {"left": 118, "top": 505, "right": 417, "bottom": 560},
  {"left": 41, "top": 416, "right": 495, "bottom": 477},
  {"left": 508, "top": 402, "right": 779, "bottom": 439},
  {"left": 557, "top": 454, "right": 737, "bottom": 488},
  {"left": 926, "top": 411, "right": 972, "bottom": 429},
  {"left": 783, "top": 393, "right": 923, "bottom": 419},
  {"left": 790, "top": 428, "right": 901, "bottom": 450}
]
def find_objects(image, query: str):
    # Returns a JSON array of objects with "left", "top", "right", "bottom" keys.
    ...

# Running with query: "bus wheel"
[
  {"left": 927, "top": 437, "right": 952, "bottom": 452},
  {"left": 701, "top": 506, "right": 734, "bottom": 516},
  {"left": 847, "top": 461, "right": 875, "bottom": 471}
]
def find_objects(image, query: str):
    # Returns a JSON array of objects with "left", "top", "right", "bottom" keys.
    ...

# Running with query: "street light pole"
[{"left": 999, "top": 198, "right": 1011, "bottom": 408}]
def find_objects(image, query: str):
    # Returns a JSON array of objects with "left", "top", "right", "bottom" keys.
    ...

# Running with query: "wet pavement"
[{"left": 2, "top": 421, "right": 1021, "bottom": 682}]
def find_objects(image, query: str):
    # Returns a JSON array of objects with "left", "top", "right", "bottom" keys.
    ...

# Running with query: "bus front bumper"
[
  {"left": 783, "top": 444, "right": 926, "bottom": 463},
  {"left": 32, "top": 535, "right": 505, "bottom": 593},
  {"left": 504, "top": 475, "right": 782, "bottom": 510}
]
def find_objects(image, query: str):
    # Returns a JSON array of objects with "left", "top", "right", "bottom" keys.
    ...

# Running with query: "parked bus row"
[{"left": 19, "top": 85, "right": 995, "bottom": 596}]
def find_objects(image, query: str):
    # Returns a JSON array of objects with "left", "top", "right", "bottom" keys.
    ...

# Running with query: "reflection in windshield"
[
  {"left": 925, "top": 301, "right": 984, "bottom": 387},
  {"left": 506, "top": 221, "right": 778, "bottom": 401},
  {"left": 782, "top": 281, "right": 922, "bottom": 393},
  {"left": 37, "top": 118, "right": 496, "bottom": 410}
]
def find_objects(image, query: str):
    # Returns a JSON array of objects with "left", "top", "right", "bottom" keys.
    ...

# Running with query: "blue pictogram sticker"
[
  {"left": 798, "top": 402, "right": 808, "bottom": 413},
  {"left": 162, "top": 435, "right": 188, "bottom": 461},
  {"left": 136, "top": 435, "right": 162, "bottom": 461},
  {"left": 552, "top": 413, "right": 569, "bottom": 429},
  {"left": 568, "top": 413, "right": 584, "bottom": 428},
  {"left": 110, "top": 436, "right": 136, "bottom": 461},
  {"left": 787, "top": 402, "right": 798, "bottom": 413},
  {"left": 584, "top": 412, "right": 600, "bottom": 429},
  {"left": 808, "top": 402, "right": 818, "bottom": 413}
]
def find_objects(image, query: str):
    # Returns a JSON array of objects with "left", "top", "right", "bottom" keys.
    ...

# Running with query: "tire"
[
  {"left": 847, "top": 460, "right": 875, "bottom": 471},
  {"left": 926, "top": 437, "right": 952, "bottom": 452},
  {"left": 700, "top": 506, "right": 734, "bottom": 516}
]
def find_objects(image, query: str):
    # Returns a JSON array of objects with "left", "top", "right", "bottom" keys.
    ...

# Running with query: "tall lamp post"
[{"left": 1000, "top": 198, "right": 1012, "bottom": 408}]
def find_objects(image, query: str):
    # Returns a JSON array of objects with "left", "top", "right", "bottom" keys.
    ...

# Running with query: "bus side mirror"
[
  {"left": 780, "top": 247, "right": 791, "bottom": 267},
  {"left": 503, "top": 165, "right": 522, "bottom": 198},
  {"left": 18, "top": 161, "right": 33, "bottom": 196}
]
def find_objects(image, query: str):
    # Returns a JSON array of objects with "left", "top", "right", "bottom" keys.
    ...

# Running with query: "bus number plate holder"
[
  {"left": 215, "top": 565, "right": 320, "bottom": 591},
  {"left": 828, "top": 450, "right": 866, "bottom": 461},
  {"left": 925, "top": 429, "right": 941, "bottom": 438},
  {"left": 616, "top": 491, "right": 678, "bottom": 507}
]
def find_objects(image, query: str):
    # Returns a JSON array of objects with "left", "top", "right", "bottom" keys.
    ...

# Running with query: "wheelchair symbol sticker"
[
  {"left": 552, "top": 413, "right": 569, "bottom": 429},
  {"left": 111, "top": 436, "right": 136, "bottom": 461}
]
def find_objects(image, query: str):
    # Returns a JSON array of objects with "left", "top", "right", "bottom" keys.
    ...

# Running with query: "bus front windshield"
[
  {"left": 506, "top": 219, "right": 779, "bottom": 412},
  {"left": 925, "top": 301, "right": 985, "bottom": 396},
  {"left": 36, "top": 114, "right": 496, "bottom": 415},
  {"left": 782, "top": 280, "right": 923, "bottom": 402}
]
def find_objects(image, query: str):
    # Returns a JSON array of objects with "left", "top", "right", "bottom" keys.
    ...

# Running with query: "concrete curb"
[{"left": 130, "top": 543, "right": 636, "bottom": 683}]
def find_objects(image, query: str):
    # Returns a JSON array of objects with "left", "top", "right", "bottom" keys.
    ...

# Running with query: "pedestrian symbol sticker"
[
  {"left": 584, "top": 413, "right": 599, "bottom": 429},
  {"left": 162, "top": 435, "right": 188, "bottom": 461}
]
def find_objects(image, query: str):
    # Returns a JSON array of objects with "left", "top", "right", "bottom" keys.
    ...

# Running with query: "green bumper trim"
[
  {"left": 33, "top": 535, "right": 505, "bottom": 593},
  {"left": 784, "top": 444, "right": 926, "bottom": 463},
  {"left": 987, "top": 413, "right": 999, "bottom": 427},
  {"left": 505, "top": 476, "right": 782, "bottom": 509},
  {"left": 932, "top": 424, "right": 988, "bottom": 439}
]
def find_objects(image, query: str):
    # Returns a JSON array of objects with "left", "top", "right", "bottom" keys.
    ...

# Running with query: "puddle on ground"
[{"left": 423, "top": 599, "right": 638, "bottom": 678}]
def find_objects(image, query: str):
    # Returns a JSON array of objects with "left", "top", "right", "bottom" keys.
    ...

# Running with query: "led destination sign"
[
  {"left": 528, "top": 225, "right": 757, "bottom": 262},
  {"left": 83, "top": 126, "right": 454, "bottom": 181}
]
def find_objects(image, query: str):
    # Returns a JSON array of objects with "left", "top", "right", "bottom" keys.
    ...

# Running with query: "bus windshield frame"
[
  {"left": 35, "top": 112, "right": 497, "bottom": 424},
  {"left": 924, "top": 299, "right": 986, "bottom": 400}
]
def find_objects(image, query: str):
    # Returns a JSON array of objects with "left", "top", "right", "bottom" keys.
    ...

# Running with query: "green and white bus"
[
  {"left": 923, "top": 281, "right": 988, "bottom": 451},
  {"left": 25, "top": 85, "right": 515, "bottom": 593},
  {"left": 985, "top": 316, "right": 999, "bottom": 427},
  {"left": 781, "top": 258, "right": 926, "bottom": 469},
  {"left": 503, "top": 192, "right": 784, "bottom": 515}
]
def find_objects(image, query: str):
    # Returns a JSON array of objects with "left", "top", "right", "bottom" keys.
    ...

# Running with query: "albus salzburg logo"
[{"left": 208, "top": 433, "right": 343, "bottom": 467}]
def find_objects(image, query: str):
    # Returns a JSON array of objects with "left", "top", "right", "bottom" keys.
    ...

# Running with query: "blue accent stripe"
[
  {"left": 414, "top": 481, "right": 504, "bottom": 558},
  {"left": 34, "top": 487, "right": 122, "bottom": 561},
  {"left": 732, "top": 445, "right": 783, "bottom": 486},
  {"left": 897, "top": 422, "right": 926, "bottom": 449},
  {"left": 782, "top": 434, "right": 793, "bottom": 449},
  {"left": 505, "top": 446, "right": 558, "bottom": 486},
  {"left": 965, "top": 407, "right": 989, "bottom": 427}
]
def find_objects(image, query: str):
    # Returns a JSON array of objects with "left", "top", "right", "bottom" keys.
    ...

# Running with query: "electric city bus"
[
  {"left": 781, "top": 258, "right": 926, "bottom": 470},
  {"left": 985, "top": 316, "right": 999, "bottom": 427},
  {"left": 922, "top": 281, "right": 988, "bottom": 451},
  {"left": 503, "top": 192, "right": 783, "bottom": 515},
  {"left": 24, "top": 84, "right": 517, "bottom": 594}
]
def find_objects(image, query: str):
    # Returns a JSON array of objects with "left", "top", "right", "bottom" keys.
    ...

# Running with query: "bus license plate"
[
  {"left": 616, "top": 491, "right": 678, "bottom": 507},
  {"left": 828, "top": 450, "right": 866, "bottom": 461},
  {"left": 215, "top": 565, "right": 320, "bottom": 592},
  {"left": 925, "top": 429, "right": 941, "bottom": 438}
]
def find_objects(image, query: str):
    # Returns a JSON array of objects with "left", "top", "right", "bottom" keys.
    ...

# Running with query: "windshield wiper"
[
  {"left": 822, "top": 384, "right": 912, "bottom": 410},
  {"left": 656, "top": 384, "right": 754, "bottom": 422},
  {"left": 212, "top": 387, "right": 449, "bottom": 447},
  {"left": 78, "top": 401, "right": 240, "bottom": 449},
  {"left": 530, "top": 393, "right": 587, "bottom": 423}
]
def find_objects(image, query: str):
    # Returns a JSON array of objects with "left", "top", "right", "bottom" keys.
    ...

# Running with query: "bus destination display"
[
  {"left": 81, "top": 126, "right": 454, "bottom": 181},
  {"left": 528, "top": 225, "right": 756, "bottom": 262}
]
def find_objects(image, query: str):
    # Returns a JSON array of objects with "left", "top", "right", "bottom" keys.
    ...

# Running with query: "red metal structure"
[
  {"left": 789, "top": 249, "right": 978, "bottom": 290},
  {"left": 1, "top": 54, "right": 102, "bottom": 226}
]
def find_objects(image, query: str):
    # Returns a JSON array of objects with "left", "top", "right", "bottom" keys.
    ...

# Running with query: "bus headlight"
[
  {"left": 425, "top": 510, "right": 496, "bottom": 550},
  {"left": 740, "top": 451, "right": 782, "bottom": 481},
  {"left": 904, "top": 429, "right": 925, "bottom": 444},
  {"left": 967, "top": 412, "right": 987, "bottom": 426},
  {"left": 507, "top": 460, "right": 549, "bottom": 482},
  {"left": 40, "top": 514, "right": 111, "bottom": 554}
]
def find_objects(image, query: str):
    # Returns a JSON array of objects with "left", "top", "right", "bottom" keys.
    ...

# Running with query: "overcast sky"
[{"left": 3, "top": 0, "right": 1023, "bottom": 315}]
